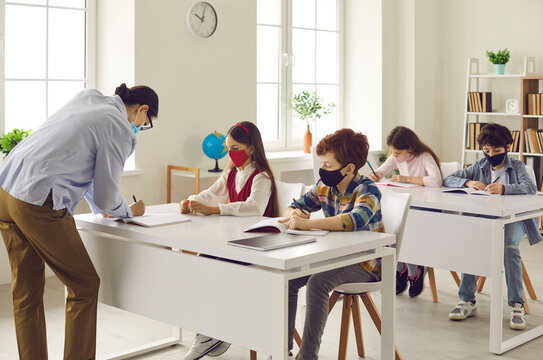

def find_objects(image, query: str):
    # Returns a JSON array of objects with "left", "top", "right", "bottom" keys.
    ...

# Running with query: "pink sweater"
[{"left": 376, "top": 152, "right": 443, "bottom": 187}]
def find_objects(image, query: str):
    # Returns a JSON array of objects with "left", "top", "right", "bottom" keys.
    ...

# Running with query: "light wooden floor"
[{"left": 1, "top": 240, "right": 543, "bottom": 360}]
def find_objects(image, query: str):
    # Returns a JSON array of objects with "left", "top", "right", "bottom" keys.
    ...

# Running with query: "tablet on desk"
[{"left": 228, "top": 234, "right": 316, "bottom": 251}]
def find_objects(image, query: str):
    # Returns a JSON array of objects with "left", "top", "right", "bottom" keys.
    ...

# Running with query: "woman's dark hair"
[
  {"left": 227, "top": 121, "right": 279, "bottom": 217},
  {"left": 115, "top": 83, "right": 159, "bottom": 118},
  {"left": 316, "top": 128, "right": 369, "bottom": 173},
  {"left": 387, "top": 126, "right": 442, "bottom": 178},
  {"left": 477, "top": 123, "right": 513, "bottom": 148}
]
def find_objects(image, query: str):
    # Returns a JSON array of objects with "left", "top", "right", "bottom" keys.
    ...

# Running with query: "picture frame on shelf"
[{"left": 506, "top": 99, "right": 519, "bottom": 114}]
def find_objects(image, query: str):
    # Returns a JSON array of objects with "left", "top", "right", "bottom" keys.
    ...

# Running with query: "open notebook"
[
  {"left": 245, "top": 217, "right": 329, "bottom": 236},
  {"left": 442, "top": 188, "right": 496, "bottom": 196},
  {"left": 376, "top": 179, "right": 422, "bottom": 188},
  {"left": 107, "top": 213, "right": 191, "bottom": 227}
]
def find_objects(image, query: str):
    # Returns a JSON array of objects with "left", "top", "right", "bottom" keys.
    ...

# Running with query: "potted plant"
[
  {"left": 289, "top": 90, "right": 335, "bottom": 153},
  {"left": 486, "top": 48, "right": 510, "bottom": 75},
  {"left": 0, "top": 128, "right": 32, "bottom": 159}
]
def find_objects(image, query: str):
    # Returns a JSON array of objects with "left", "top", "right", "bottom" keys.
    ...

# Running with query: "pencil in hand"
[{"left": 367, "top": 161, "right": 377, "bottom": 177}]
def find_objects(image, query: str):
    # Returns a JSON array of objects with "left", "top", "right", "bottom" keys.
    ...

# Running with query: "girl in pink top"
[{"left": 368, "top": 126, "right": 443, "bottom": 297}]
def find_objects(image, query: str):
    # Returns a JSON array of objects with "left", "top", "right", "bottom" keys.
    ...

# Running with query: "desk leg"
[
  {"left": 489, "top": 220, "right": 504, "bottom": 354},
  {"left": 381, "top": 249, "right": 396, "bottom": 360},
  {"left": 271, "top": 275, "right": 288, "bottom": 360},
  {"left": 103, "top": 326, "right": 182, "bottom": 360}
]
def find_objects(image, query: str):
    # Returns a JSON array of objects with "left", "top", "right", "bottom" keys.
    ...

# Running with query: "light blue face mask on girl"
[{"left": 130, "top": 121, "right": 144, "bottom": 134}]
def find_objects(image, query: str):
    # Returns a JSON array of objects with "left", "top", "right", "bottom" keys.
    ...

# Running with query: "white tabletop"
[
  {"left": 380, "top": 186, "right": 543, "bottom": 217},
  {"left": 75, "top": 203, "right": 395, "bottom": 271}
]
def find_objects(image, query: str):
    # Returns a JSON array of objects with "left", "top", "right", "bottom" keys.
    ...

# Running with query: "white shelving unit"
[{"left": 461, "top": 56, "right": 536, "bottom": 167}]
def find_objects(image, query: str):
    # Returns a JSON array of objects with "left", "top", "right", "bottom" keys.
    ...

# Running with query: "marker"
[
  {"left": 132, "top": 195, "right": 137, "bottom": 202},
  {"left": 367, "top": 161, "right": 377, "bottom": 177},
  {"left": 291, "top": 198, "right": 308, "bottom": 216},
  {"left": 491, "top": 176, "right": 501, "bottom": 184}
]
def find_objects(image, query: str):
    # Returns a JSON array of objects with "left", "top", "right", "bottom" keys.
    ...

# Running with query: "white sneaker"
[
  {"left": 183, "top": 334, "right": 230, "bottom": 360},
  {"left": 510, "top": 303, "right": 526, "bottom": 330},
  {"left": 448, "top": 300, "right": 477, "bottom": 320}
]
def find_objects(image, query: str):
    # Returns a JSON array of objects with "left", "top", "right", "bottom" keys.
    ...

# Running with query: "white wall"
[{"left": 441, "top": 0, "right": 543, "bottom": 162}]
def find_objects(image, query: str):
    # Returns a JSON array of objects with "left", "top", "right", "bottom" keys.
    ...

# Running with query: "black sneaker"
[
  {"left": 396, "top": 263, "right": 408, "bottom": 295},
  {"left": 408, "top": 265, "right": 426, "bottom": 298}
]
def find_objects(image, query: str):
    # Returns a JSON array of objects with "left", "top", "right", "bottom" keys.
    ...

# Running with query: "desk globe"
[{"left": 202, "top": 131, "right": 227, "bottom": 172}]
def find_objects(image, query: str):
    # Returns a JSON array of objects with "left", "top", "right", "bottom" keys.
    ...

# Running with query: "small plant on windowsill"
[
  {"left": 486, "top": 48, "right": 510, "bottom": 75},
  {"left": 0, "top": 128, "right": 32, "bottom": 159},
  {"left": 288, "top": 90, "right": 335, "bottom": 153}
]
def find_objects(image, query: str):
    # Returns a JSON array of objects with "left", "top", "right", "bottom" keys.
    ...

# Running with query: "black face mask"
[{"left": 319, "top": 165, "right": 347, "bottom": 187}]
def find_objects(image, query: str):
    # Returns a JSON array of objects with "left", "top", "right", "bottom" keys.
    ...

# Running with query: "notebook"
[
  {"left": 228, "top": 233, "right": 316, "bottom": 251},
  {"left": 376, "top": 179, "right": 422, "bottom": 188},
  {"left": 441, "top": 188, "right": 496, "bottom": 196},
  {"left": 107, "top": 213, "right": 191, "bottom": 227},
  {"left": 244, "top": 217, "right": 329, "bottom": 236}
]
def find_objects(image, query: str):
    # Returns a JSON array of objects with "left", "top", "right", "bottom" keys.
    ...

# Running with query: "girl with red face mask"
[
  {"left": 368, "top": 125, "right": 443, "bottom": 299},
  {"left": 179, "top": 121, "right": 278, "bottom": 218},
  {"left": 178, "top": 121, "right": 278, "bottom": 360}
]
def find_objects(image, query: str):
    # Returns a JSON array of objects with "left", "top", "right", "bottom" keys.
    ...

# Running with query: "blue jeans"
[{"left": 459, "top": 221, "right": 525, "bottom": 306}]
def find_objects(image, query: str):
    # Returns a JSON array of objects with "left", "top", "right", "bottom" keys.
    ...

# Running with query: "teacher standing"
[{"left": 0, "top": 83, "right": 159, "bottom": 360}]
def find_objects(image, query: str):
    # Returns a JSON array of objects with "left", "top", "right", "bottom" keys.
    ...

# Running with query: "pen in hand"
[
  {"left": 491, "top": 176, "right": 501, "bottom": 184},
  {"left": 132, "top": 194, "right": 137, "bottom": 203},
  {"left": 367, "top": 161, "right": 377, "bottom": 177},
  {"left": 291, "top": 198, "right": 308, "bottom": 216}
]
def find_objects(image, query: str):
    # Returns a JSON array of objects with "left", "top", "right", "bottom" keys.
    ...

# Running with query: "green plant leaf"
[{"left": 0, "top": 128, "right": 32, "bottom": 157}]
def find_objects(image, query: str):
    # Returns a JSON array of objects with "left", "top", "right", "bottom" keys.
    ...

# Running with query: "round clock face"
[
  {"left": 506, "top": 99, "right": 519, "bottom": 114},
  {"left": 186, "top": 2, "right": 218, "bottom": 39}
]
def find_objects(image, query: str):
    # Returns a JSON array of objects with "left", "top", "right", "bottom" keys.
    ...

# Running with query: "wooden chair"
[
  {"left": 166, "top": 165, "right": 201, "bottom": 203},
  {"left": 292, "top": 191, "right": 411, "bottom": 360}
]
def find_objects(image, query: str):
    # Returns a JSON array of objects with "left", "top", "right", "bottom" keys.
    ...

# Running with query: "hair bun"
[{"left": 114, "top": 83, "right": 130, "bottom": 101}]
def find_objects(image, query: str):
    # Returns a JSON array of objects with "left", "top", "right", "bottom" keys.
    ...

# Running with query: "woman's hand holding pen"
[{"left": 130, "top": 195, "right": 146, "bottom": 216}]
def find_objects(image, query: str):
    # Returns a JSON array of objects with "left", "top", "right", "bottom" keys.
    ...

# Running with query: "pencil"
[
  {"left": 291, "top": 198, "right": 308, "bottom": 216},
  {"left": 491, "top": 176, "right": 501, "bottom": 184}
]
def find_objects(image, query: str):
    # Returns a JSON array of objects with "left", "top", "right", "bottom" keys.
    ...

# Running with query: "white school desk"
[
  {"left": 74, "top": 203, "right": 397, "bottom": 360},
  {"left": 379, "top": 186, "right": 543, "bottom": 354}
]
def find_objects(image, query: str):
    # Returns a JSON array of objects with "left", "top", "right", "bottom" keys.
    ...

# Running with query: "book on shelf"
[
  {"left": 525, "top": 131, "right": 532, "bottom": 153},
  {"left": 466, "top": 122, "right": 487, "bottom": 150},
  {"left": 511, "top": 130, "right": 520, "bottom": 153},
  {"left": 469, "top": 123, "right": 476, "bottom": 150},
  {"left": 530, "top": 129, "right": 541, "bottom": 153},
  {"left": 467, "top": 92, "right": 492, "bottom": 112},
  {"left": 526, "top": 93, "right": 543, "bottom": 115}
]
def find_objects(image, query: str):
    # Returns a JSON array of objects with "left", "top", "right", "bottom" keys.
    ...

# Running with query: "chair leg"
[
  {"left": 360, "top": 293, "right": 403, "bottom": 360},
  {"left": 293, "top": 328, "right": 302, "bottom": 348},
  {"left": 329, "top": 291, "right": 341, "bottom": 314},
  {"left": 249, "top": 350, "right": 257, "bottom": 360},
  {"left": 451, "top": 271, "right": 461, "bottom": 286},
  {"left": 337, "top": 295, "right": 352, "bottom": 360},
  {"left": 522, "top": 260, "right": 537, "bottom": 300},
  {"left": 476, "top": 276, "right": 486, "bottom": 293},
  {"left": 350, "top": 295, "right": 365, "bottom": 358},
  {"left": 427, "top": 267, "right": 438, "bottom": 303},
  {"left": 523, "top": 291, "right": 531, "bottom": 315}
]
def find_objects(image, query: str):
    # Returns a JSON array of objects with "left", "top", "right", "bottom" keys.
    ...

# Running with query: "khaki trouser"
[{"left": 0, "top": 187, "right": 99, "bottom": 360}]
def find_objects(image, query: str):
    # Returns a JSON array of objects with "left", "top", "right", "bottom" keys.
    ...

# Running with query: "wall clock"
[{"left": 186, "top": 2, "right": 218, "bottom": 39}]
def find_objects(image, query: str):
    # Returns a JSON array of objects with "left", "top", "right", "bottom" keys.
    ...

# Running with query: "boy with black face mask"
[
  {"left": 279, "top": 128, "right": 384, "bottom": 360},
  {"left": 444, "top": 122, "right": 541, "bottom": 330}
]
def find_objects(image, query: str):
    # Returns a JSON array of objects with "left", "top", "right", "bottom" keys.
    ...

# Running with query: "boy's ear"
[{"left": 344, "top": 163, "right": 356, "bottom": 175}]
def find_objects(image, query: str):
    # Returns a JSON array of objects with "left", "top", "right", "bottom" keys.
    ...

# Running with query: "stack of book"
[
  {"left": 523, "top": 128, "right": 543, "bottom": 154},
  {"left": 467, "top": 122, "right": 487, "bottom": 149},
  {"left": 527, "top": 94, "right": 543, "bottom": 115},
  {"left": 467, "top": 92, "right": 492, "bottom": 112}
]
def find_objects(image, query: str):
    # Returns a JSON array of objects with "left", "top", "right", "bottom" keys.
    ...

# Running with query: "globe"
[{"left": 202, "top": 131, "right": 227, "bottom": 172}]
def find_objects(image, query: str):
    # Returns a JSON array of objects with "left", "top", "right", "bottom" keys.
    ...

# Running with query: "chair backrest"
[
  {"left": 440, "top": 161, "right": 460, "bottom": 179},
  {"left": 380, "top": 191, "right": 411, "bottom": 256},
  {"left": 275, "top": 181, "right": 306, "bottom": 214},
  {"left": 525, "top": 165, "right": 540, "bottom": 228}
]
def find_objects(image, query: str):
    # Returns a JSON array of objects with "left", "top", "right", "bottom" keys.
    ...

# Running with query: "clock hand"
[
  {"left": 193, "top": 13, "right": 204, "bottom": 22},
  {"left": 201, "top": 4, "right": 206, "bottom": 20}
]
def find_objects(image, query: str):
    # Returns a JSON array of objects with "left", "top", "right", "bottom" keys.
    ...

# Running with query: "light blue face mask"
[{"left": 130, "top": 121, "right": 144, "bottom": 134}]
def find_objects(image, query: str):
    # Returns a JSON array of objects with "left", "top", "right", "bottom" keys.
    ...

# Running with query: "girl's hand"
[
  {"left": 465, "top": 180, "right": 486, "bottom": 190},
  {"left": 130, "top": 200, "right": 146, "bottom": 216},
  {"left": 486, "top": 183, "right": 504, "bottom": 194},
  {"left": 390, "top": 174, "right": 408, "bottom": 183},
  {"left": 188, "top": 200, "right": 218, "bottom": 215},
  {"left": 279, "top": 213, "right": 311, "bottom": 230},
  {"left": 368, "top": 171, "right": 382, "bottom": 182},
  {"left": 179, "top": 200, "right": 191, "bottom": 214}
]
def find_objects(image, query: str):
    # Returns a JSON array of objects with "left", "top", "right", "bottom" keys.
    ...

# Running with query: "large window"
[
  {"left": 257, "top": 0, "right": 342, "bottom": 150},
  {"left": 1, "top": 0, "right": 94, "bottom": 134}
]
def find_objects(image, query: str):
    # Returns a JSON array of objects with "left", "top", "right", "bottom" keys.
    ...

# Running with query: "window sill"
[
  {"left": 267, "top": 150, "right": 313, "bottom": 162},
  {"left": 122, "top": 169, "right": 144, "bottom": 177}
]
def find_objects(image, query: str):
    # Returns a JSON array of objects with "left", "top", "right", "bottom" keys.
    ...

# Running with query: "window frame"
[
  {"left": 257, "top": 0, "right": 344, "bottom": 151},
  {"left": 0, "top": 0, "right": 96, "bottom": 135}
]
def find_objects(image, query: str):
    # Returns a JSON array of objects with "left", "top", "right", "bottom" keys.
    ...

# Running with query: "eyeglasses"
[{"left": 140, "top": 114, "right": 154, "bottom": 131}]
